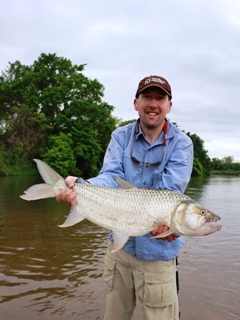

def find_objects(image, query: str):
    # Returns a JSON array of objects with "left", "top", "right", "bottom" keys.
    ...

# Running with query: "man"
[{"left": 57, "top": 75, "right": 193, "bottom": 320}]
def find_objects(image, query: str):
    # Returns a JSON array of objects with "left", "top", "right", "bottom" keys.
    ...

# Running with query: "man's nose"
[{"left": 148, "top": 99, "right": 158, "bottom": 106}]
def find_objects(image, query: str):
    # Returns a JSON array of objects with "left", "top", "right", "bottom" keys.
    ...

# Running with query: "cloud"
[{"left": 0, "top": 0, "right": 239, "bottom": 159}]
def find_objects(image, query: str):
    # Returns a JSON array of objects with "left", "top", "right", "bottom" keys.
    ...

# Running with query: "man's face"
[{"left": 134, "top": 87, "right": 172, "bottom": 129}]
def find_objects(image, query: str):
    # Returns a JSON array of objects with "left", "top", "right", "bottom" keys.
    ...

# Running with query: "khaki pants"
[{"left": 103, "top": 242, "right": 179, "bottom": 320}]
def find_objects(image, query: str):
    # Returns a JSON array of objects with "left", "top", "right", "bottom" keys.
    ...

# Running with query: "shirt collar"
[{"left": 134, "top": 118, "right": 168, "bottom": 146}]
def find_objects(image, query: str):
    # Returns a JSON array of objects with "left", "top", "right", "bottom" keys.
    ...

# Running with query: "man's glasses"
[{"left": 130, "top": 139, "right": 166, "bottom": 166}]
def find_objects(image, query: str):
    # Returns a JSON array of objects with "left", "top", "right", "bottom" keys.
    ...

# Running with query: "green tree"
[
  {"left": 4, "top": 105, "right": 49, "bottom": 163},
  {"left": 118, "top": 119, "right": 137, "bottom": 127},
  {"left": 232, "top": 161, "right": 240, "bottom": 173},
  {"left": 191, "top": 158, "right": 204, "bottom": 177},
  {"left": 211, "top": 158, "right": 224, "bottom": 171},
  {"left": 41, "top": 133, "right": 76, "bottom": 177},
  {"left": 0, "top": 146, "right": 7, "bottom": 175},
  {"left": 0, "top": 53, "right": 117, "bottom": 175},
  {"left": 186, "top": 132, "right": 211, "bottom": 176},
  {"left": 211, "top": 156, "right": 240, "bottom": 175},
  {"left": 222, "top": 156, "right": 234, "bottom": 170}
]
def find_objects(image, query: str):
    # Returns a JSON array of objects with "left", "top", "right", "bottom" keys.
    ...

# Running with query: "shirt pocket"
[{"left": 144, "top": 271, "right": 175, "bottom": 307}]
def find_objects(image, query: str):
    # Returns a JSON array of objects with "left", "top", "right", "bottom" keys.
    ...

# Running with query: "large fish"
[{"left": 20, "top": 159, "right": 222, "bottom": 252}]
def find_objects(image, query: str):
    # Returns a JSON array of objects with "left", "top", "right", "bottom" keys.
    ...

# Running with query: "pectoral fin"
[
  {"left": 58, "top": 206, "right": 85, "bottom": 227},
  {"left": 114, "top": 177, "right": 137, "bottom": 189},
  {"left": 111, "top": 231, "right": 129, "bottom": 253}
]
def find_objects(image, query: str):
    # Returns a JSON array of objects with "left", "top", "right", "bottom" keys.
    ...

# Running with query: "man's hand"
[
  {"left": 151, "top": 225, "right": 179, "bottom": 242},
  {"left": 56, "top": 176, "right": 78, "bottom": 206}
]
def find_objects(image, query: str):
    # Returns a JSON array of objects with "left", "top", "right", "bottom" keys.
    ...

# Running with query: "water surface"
[{"left": 0, "top": 175, "right": 239, "bottom": 319}]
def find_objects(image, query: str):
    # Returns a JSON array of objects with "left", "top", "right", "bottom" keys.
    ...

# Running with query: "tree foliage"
[
  {"left": 41, "top": 133, "right": 76, "bottom": 178},
  {"left": 0, "top": 53, "right": 117, "bottom": 176},
  {"left": 186, "top": 132, "right": 211, "bottom": 176},
  {"left": 4, "top": 105, "right": 49, "bottom": 161},
  {"left": 211, "top": 156, "right": 240, "bottom": 175},
  {"left": 118, "top": 119, "right": 137, "bottom": 127},
  {"left": 1, "top": 53, "right": 230, "bottom": 178}
]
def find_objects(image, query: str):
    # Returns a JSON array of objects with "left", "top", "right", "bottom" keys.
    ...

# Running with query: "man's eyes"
[{"left": 143, "top": 95, "right": 165, "bottom": 100}]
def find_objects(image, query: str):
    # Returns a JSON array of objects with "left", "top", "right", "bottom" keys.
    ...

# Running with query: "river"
[{"left": 0, "top": 175, "right": 239, "bottom": 319}]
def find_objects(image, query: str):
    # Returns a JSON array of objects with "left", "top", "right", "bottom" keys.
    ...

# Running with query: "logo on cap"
[{"left": 144, "top": 77, "right": 166, "bottom": 85}]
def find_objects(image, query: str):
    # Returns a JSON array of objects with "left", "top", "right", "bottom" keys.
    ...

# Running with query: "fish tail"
[
  {"left": 20, "top": 159, "right": 63, "bottom": 201},
  {"left": 33, "top": 159, "right": 63, "bottom": 185}
]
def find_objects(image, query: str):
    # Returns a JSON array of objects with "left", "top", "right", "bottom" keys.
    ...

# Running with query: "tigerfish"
[{"left": 20, "top": 159, "right": 222, "bottom": 252}]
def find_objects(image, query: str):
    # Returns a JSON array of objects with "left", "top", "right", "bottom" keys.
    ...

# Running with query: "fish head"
[{"left": 172, "top": 200, "right": 222, "bottom": 236}]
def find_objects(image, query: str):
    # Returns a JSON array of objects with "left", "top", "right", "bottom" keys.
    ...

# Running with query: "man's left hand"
[{"left": 151, "top": 225, "right": 179, "bottom": 242}]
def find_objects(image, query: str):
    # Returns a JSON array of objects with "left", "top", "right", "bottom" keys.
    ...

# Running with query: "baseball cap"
[{"left": 135, "top": 75, "right": 172, "bottom": 99}]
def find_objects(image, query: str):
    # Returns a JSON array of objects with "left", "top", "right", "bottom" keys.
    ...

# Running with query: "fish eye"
[{"left": 200, "top": 209, "right": 206, "bottom": 215}]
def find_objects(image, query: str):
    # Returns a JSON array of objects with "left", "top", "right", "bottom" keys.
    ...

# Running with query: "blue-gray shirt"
[{"left": 88, "top": 119, "right": 193, "bottom": 261}]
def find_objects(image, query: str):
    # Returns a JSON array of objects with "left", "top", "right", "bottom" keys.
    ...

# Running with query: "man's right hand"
[{"left": 56, "top": 176, "right": 78, "bottom": 206}]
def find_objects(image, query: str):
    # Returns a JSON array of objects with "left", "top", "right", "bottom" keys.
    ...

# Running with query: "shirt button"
[{"left": 143, "top": 181, "right": 147, "bottom": 185}]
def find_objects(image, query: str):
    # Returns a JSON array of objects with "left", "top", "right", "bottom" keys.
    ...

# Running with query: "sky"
[{"left": 1, "top": 0, "right": 240, "bottom": 160}]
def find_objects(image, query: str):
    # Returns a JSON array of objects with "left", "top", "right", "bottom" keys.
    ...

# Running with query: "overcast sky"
[{"left": 1, "top": 0, "right": 239, "bottom": 160}]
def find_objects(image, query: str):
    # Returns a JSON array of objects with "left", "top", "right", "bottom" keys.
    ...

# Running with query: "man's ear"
[
  {"left": 134, "top": 98, "right": 138, "bottom": 111},
  {"left": 167, "top": 101, "right": 172, "bottom": 114}
]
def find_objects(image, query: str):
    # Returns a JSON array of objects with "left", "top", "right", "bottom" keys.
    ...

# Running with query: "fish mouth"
[
  {"left": 205, "top": 215, "right": 221, "bottom": 223},
  {"left": 201, "top": 219, "right": 222, "bottom": 233}
]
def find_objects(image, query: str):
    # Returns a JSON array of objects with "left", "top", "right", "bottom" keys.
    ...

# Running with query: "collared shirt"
[{"left": 88, "top": 119, "right": 193, "bottom": 261}]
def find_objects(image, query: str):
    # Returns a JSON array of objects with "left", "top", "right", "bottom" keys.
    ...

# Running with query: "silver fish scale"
[{"left": 55, "top": 181, "right": 191, "bottom": 237}]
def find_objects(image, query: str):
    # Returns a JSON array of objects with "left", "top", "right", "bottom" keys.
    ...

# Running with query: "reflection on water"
[{"left": 0, "top": 175, "right": 240, "bottom": 319}]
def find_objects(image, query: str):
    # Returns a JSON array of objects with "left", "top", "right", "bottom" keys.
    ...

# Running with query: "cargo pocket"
[
  {"left": 103, "top": 254, "right": 117, "bottom": 293},
  {"left": 144, "top": 272, "right": 174, "bottom": 307}
]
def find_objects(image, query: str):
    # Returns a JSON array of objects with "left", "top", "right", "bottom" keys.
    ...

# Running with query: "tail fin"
[{"left": 20, "top": 159, "right": 63, "bottom": 201}]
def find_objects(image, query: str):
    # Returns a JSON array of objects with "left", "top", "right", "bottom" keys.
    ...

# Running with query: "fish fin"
[
  {"left": 33, "top": 159, "right": 63, "bottom": 185},
  {"left": 111, "top": 231, "right": 129, "bottom": 253},
  {"left": 114, "top": 177, "right": 137, "bottom": 189},
  {"left": 20, "top": 184, "right": 56, "bottom": 201},
  {"left": 150, "top": 228, "right": 178, "bottom": 239},
  {"left": 58, "top": 206, "right": 85, "bottom": 228}
]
